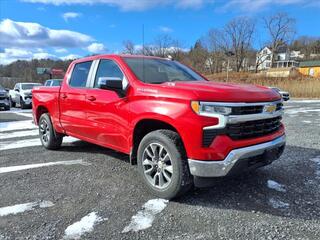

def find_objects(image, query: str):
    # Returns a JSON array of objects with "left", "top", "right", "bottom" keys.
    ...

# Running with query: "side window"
[
  {"left": 69, "top": 61, "right": 92, "bottom": 88},
  {"left": 94, "top": 60, "right": 124, "bottom": 88},
  {"left": 14, "top": 84, "right": 18, "bottom": 90}
]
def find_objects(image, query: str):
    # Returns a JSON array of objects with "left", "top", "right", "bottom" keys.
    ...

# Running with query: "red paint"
[{"left": 32, "top": 54, "right": 283, "bottom": 161}]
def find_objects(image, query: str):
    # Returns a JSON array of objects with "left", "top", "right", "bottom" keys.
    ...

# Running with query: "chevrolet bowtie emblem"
[{"left": 263, "top": 104, "right": 277, "bottom": 113}]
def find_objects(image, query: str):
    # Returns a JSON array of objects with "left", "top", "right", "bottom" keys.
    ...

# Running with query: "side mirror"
[
  {"left": 98, "top": 77, "right": 123, "bottom": 90},
  {"left": 15, "top": 89, "right": 20, "bottom": 92}
]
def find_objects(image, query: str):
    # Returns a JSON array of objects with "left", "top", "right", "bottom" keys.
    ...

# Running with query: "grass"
[{"left": 205, "top": 72, "right": 320, "bottom": 99}]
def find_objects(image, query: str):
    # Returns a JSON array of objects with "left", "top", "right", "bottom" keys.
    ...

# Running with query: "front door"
[
  {"left": 59, "top": 61, "right": 93, "bottom": 137},
  {"left": 85, "top": 59, "right": 130, "bottom": 153}
]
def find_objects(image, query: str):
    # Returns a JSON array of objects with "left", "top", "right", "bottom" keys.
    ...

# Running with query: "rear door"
[
  {"left": 59, "top": 61, "right": 93, "bottom": 137},
  {"left": 85, "top": 59, "right": 130, "bottom": 152}
]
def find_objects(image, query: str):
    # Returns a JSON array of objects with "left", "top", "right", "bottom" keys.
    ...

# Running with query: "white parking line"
[
  {"left": 267, "top": 180, "right": 286, "bottom": 192},
  {"left": 0, "top": 159, "right": 89, "bottom": 174},
  {"left": 0, "top": 136, "right": 79, "bottom": 151},
  {"left": 122, "top": 199, "right": 169, "bottom": 233},
  {"left": 12, "top": 112, "right": 33, "bottom": 118},
  {"left": 0, "top": 120, "right": 36, "bottom": 132},
  {"left": 0, "top": 200, "right": 54, "bottom": 217},
  {"left": 63, "top": 212, "right": 106, "bottom": 240},
  {"left": 0, "top": 129, "right": 39, "bottom": 139}
]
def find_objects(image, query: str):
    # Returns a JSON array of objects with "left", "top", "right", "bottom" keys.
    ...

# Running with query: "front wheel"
[
  {"left": 39, "top": 113, "right": 63, "bottom": 150},
  {"left": 137, "top": 129, "right": 193, "bottom": 199},
  {"left": 10, "top": 97, "right": 16, "bottom": 107}
]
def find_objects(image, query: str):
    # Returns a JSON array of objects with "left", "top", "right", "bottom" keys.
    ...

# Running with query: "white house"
[{"left": 256, "top": 45, "right": 300, "bottom": 71}]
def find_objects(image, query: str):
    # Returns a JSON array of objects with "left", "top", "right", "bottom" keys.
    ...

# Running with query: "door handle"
[
  {"left": 61, "top": 94, "right": 67, "bottom": 99},
  {"left": 87, "top": 96, "right": 96, "bottom": 101}
]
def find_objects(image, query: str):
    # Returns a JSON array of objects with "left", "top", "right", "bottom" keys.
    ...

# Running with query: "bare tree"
[
  {"left": 122, "top": 40, "right": 136, "bottom": 54},
  {"left": 263, "top": 12, "right": 296, "bottom": 66},
  {"left": 223, "top": 17, "right": 255, "bottom": 72}
]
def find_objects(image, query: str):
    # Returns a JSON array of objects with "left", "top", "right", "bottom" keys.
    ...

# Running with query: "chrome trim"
[
  {"left": 188, "top": 135, "right": 286, "bottom": 177},
  {"left": 200, "top": 100, "right": 283, "bottom": 107},
  {"left": 202, "top": 100, "right": 283, "bottom": 130}
]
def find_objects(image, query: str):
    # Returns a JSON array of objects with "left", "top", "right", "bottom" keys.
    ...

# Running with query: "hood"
[
  {"left": 21, "top": 89, "right": 32, "bottom": 95},
  {"left": 160, "top": 80, "right": 281, "bottom": 102}
]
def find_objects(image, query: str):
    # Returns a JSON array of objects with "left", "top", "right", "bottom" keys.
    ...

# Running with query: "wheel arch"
[{"left": 130, "top": 118, "right": 186, "bottom": 165}]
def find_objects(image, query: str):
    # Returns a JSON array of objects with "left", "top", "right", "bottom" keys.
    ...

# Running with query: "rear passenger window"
[
  {"left": 69, "top": 61, "right": 92, "bottom": 87},
  {"left": 94, "top": 60, "right": 124, "bottom": 88}
]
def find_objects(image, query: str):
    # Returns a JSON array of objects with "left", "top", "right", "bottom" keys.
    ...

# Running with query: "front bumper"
[{"left": 188, "top": 134, "right": 286, "bottom": 177}]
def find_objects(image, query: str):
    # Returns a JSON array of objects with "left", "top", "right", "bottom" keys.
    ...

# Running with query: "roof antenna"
[{"left": 142, "top": 24, "right": 145, "bottom": 83}]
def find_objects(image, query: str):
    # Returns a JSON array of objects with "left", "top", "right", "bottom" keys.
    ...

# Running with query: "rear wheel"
[
  {"left": 137, "top": 129, "right": 193, "bottom": 199},
  {"left": 39, "top": 113, "right": 63, "bottom": 150},
  {"left": 4, "top": 105, "right": 10, "bottom": 111},
  {"left": 10, "top": 97, "right": 16, "bottom": 107},
  {"left": 20, "top": 97, "right": 26, "bottom": 109}
]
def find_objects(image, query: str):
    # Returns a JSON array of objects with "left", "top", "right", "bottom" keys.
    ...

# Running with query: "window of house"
[{"left": 69, "top": 61, "right": 92, "bottom": 87}]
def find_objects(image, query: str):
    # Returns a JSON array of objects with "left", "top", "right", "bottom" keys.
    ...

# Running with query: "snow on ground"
[
  {"left": 0, "top": 136, "right": 79, "bottom": 151},
  {"left": 0, "top": 129, "right": 39, "bottom": 139},
  {"left": 122, "top": 199, "right": 169, "bottom": 233},
  {"left": 267, "top": 180, "right": 286, "bottom": 192},
  {"left": 0, "top": 200, "right": 54, "bottom": 217},
  {"left": 288, "top": 100, "right": 320, "bottom": 103},
  {"left": 0, "top": 159, "right": 90, "bottom": 174},
  {"left": 63, "top": 212, "right": 106, "bottom": 240},
  {"left": 0, "top": 120, "right": 36, "bottom": 132},
  {"left": 269, "top": 198, "right": 290, "bottom": 209},
  {"left": 310, "top": 156, "right": 320, "bottom": 178},
  {"left": 302, "top": 120, "right": 312, "bottom": 124},
  {"left": 286, "top": 108, "right": 320, "bottom": 115}
]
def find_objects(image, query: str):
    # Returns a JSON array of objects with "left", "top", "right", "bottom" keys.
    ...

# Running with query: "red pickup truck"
[{"left": 32, "top": 55, "right": 286, "bottom": 199}]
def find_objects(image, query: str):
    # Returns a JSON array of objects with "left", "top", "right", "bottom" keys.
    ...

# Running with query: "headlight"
[{"left": 191, "top": 101, "right": 232, "bottom": 116}]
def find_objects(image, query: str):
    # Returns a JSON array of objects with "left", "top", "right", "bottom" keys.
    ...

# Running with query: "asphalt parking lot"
[{"left": 0, "top": 100, "right": 320, "bottom": 240}]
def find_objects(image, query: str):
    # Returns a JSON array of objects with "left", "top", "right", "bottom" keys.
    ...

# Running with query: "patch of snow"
[
  {"left": 0, "top": 200, "right": 54, "bottom": 217},
  {"left": 302, "top": 120, "right": 312, "bottom": 124},
  {"left": 289, "top": 100, "right": 320, "bottom": 103},
  {"left": 0, "top": 120, "right": 36, "bottom": 132},
  {"left": 310, "top": 156, "right": 320, "bottom": 178},
  {"left": 0, "top": 129, "right": 39, "bottom": 139},
  {"left": 269, "top": 198, "right": 290, "bottom": 209},
  {"left": 63, "top": 212, "right": 106, "bottom": 239},
  {"left": 0, "top": 136, "right": 78, "bottom": 151},
  {"left": 267, "top": 180, "right": 286, "bottom": 192},
  {"left": 0, "top": 159, "right": 90, "bottom": 174},
  {"left": 286, "top": 108, "right": 320, "bottom": 115},
  {"left": 122, "top": 199, "right": 169, "bottom": 233}
]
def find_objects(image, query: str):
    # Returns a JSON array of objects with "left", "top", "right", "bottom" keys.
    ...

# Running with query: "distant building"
[
  {"left": 256, "top": 45, "right": 302, "bottom": 71},
  {"left": 299, "top": 60, "right": 320, "bottom": 77}
]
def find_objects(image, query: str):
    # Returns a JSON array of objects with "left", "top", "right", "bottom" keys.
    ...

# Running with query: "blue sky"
[{"left": 0, "top": 0, "right": 319, "bottom": 64}]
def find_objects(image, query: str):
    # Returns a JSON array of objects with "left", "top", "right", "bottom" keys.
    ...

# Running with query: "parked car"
[
  {"left": 32, "top": 55, "right": 286, "bottom": 199},
  {"left": 0, "top": 85, "right": 10, "bottom": 110},
  {"left": 269, "top": 87, "right": 290, "bottom": 101},
  {"left": 9, "top": 83, "right": 42, "bottom": 109},
  {"left": 44, "top": 79, "right": 63, "bottom": 87}
]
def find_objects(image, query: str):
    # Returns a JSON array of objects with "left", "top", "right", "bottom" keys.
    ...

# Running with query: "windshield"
[
  {"left": 52, "top": 79, "right": 62, "bottom": 86},
  {"left": 124, "top": 57, "right": 205, "bottom": 84},
  {"left": 21, "top": 83, "right": 41, "bottom": 90}
]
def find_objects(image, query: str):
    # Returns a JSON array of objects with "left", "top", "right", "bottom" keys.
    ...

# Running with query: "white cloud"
[
  {"left": 159, "top": 26, "right": 173, "bottom": 33},
  {"left": 60, "top": 54, "right": 81, "bottom": 60},
  {"left": 55, "top": 48, "right": 68, "bottom": 53},
  {"left": 0, "top": 48, "right": 58, "bottom": 64},
  {"left": 62, "top": 12, "right": 82, "bottom": 22},
  {"left": 0, "top": 19, "right": 93, "bottom": 49},
  {"left": 87, "top": 43, "right": 106, "bottom": 53},
  {"left": 220, "top": 0, "right": 319, "bottom": 12},
  {"left": 22, "top": 0, "right": 207, "bottom": 11}
]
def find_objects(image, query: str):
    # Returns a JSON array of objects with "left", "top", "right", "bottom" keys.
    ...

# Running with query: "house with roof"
[
  {"left": 256, "top": 45, "right": 302, "bottom": 71},
  {"left": 299, "top": 60, "right": 320, "bottom": 77}
]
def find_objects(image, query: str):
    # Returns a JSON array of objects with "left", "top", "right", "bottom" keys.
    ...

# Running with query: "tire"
[
  {"left": 4, "top": 106, "right": 10, "bottom": 111},
  {"left": 137, "top": 129, "right": 193, "bottom": 199},
  {"left": 20, "top": 97, "right": 26, "bottom": 109},
  {"left": 39, "top": 113, "right": 63, "bottom": 150},
  {"left": 10, "top": 97, "right": 16, "bottom": 107}
]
